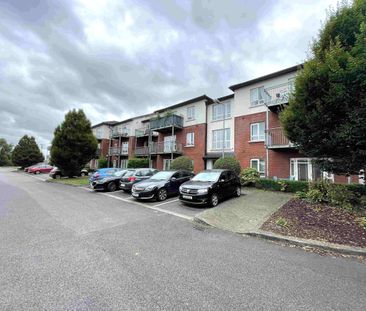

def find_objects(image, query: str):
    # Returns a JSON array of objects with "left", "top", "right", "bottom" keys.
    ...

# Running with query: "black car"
[
  {"left": 131, "top": 170, "right": 194, "bottom": 201},
  {"left": 49, "top": 167, "right": 89, "bottom": 179},
  {"left": 119, "top": 168, "right": 159, "bottom": 192},
  {"left": 90, "top": 169, "right": 128, "bottom": 192},
  {"left": 179, "top": 169, "right": 241, "bottom": 207}
]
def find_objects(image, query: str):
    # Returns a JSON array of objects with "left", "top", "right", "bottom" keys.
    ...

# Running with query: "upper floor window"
[
  {"left": 250, "top": 122, "right": 265, "bottom": 141},
  {"left": 212, "top": 102, "right": 231, "bottom": 121},
  {"left": 187, "top": 106, "right": 195, "bottom": 120},
  {"left": 250, "top": 87, "right": 265, "bottom": 106},
  {"left": 186, "top": 132, "right": 195, "bottom": 147},
  {"left": 212, "top": 128, "right": 230, "bottom": 150}
]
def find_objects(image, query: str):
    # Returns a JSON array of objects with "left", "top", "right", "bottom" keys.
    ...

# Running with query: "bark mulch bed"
[{"left": 261, "top": 199, "right": 366, "bottom": 248}]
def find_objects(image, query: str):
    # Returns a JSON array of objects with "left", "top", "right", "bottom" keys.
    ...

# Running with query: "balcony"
[
  {"left": 149, "top": 114, "right": 183, "bottom": 132},
  {"left": 111, "top": 128, "right": 130, "bottom": 138},
  {"left": 135, "top": 128, "right": 159, "bottom": 138},
  {"left": 264, "top": 82, "right": 294, "bottom": 112},
  {"left": 135, "top": 141, "right": 183, "bottom": 156},
  {"left": 266, "top": 127, "right": 294, "bottom": 149},
  {"left": 109, "top": 147, "right": 129, "bottom": 155}
]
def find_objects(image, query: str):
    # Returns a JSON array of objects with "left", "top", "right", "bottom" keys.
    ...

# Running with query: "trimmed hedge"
[
  {"left": 213, "top": 156, "right": 241, "bottom": 176},
  {"left": 255, "top": 179, "right": 309, "bottom": 193},
  {"left": 127, "top": 158, "right": 149, "bottom": 168},
  {"left": 170, "top": 156, "right": 193, "bottom": 171},
  {"left": 345, "top": 184, "right": 366, "bottom": 196}
]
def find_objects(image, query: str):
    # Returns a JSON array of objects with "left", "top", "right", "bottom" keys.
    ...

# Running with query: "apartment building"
[{"left": 90, "top": 65, "right": 364, "bottom": 184}]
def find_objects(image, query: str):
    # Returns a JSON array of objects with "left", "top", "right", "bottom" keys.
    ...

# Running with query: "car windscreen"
[
  {"left": 149, "top": 171, "right": 173, "bottom": 180},
  {"left": 191, "top": 172, "right": 221, "bottom": 182},
  {"left": 113, "top": 170, "right": 126, "bottom": 177},
  {"left": 123, "top": 170, "right": 136, "bottom": 177}
]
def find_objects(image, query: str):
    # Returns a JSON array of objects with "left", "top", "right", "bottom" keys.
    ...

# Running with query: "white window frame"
[
  {"left": 212, "top": 102, "right": 231, "bottom": 121},
  {"left": 187, "top": 106, "right": 195, "bottom": 120},
  {"left": 250, "top": 159, "right": 265, "bottom": 177},
  {"left": 212, "top": 128, "right": 230, "bottom": 150},
  {"left": 163, "top": 159, "right": 172, "bottom": 171},
  {"left": 250, "top": 86, "right": 265, "bottom": 106},
  {"left": 290, "top": 158, "right": 327, "bottom": 182},
  {"left": 121, "top": 142, "right": 129, "bottom": 155},
  {"left": 186, "top": 132, "right": 195, "bottom": 147},
  {"left": 250, "top": 122, "right": 265, "bottom": 142}
]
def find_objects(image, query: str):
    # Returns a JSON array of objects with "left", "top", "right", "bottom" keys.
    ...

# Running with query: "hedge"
[
  {"left": 170, "top": 156, "right": 193, "bottom": 171},
  {"left": 127, "top": 158, "right": 149, "bottom": 168},
  {"left": 213, "top": 156, "right": 241, "bottom": 176},
  {"left": 255, "top": 179, "right": 309, "bottom": 193}
]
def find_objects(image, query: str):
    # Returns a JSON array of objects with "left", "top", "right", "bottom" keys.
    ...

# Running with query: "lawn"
[
  {"left": 48, "top": 176, "right": 90, "bottom": 187},
  {"left": 261, "top": 199, "right": 366, "bottom": 248}
]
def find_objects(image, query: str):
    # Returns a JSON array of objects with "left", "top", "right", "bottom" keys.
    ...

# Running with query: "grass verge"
[{"left": 47, "top": 176, "right": 89, "bottom": 187}]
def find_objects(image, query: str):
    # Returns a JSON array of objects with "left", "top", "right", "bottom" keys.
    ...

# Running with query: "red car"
[{"left": 28, "top": 164, "right": 54, "bottom": 174}]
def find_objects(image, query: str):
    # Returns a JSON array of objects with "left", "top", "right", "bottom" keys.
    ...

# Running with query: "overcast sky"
[{"left": 0, "top": 0, "right": 337, "bottom": 152}]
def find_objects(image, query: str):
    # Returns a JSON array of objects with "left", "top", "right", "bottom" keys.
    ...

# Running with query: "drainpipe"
[{"left": 265, "top": 104, "right": 269, "bottom": 178}]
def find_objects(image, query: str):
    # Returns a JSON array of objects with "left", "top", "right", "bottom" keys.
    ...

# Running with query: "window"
[
  {"left": 250, "top": 87, "right": 265, "bottom": 106},
  {"left": 121, "top": 142, "right": 129, "bottom": 154},
  {"left": 163, "top": 159, "right": 172, "bottom": 170},
  {"left": 250, "top": 159, "right": 265, "bottom": 177},
  {"left": 212, "top": 128, "right": 230, "bottom": 150},
  {"left": 187, "top": 106, "right": 195, "bottom": 120},
  {"left": 120, "top": 159, "right": 128, "bottom": 169},
  {"left": 95, "top": 128, "right": 102, "bottom": 138},
  {"left": 186, "top": 132, "right": 195, "bottom": 146},
  {"left": 250, "top": 122, "right": 265, "bottom": 141},
  {"left": 212, "top": 102, "right": 231, "bottom": 121}
]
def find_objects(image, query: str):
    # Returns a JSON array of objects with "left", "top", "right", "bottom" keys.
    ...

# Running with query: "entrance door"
[
  {"left": 164, "top": 135, "right": 176, "bottom": 153},
  {"left": 206, "top": 159, "right": 214, "bottom": 170}
]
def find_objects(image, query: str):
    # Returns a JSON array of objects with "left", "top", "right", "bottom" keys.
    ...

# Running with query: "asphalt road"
[{"left": 1, "top": 168, "right": 365, "bottom": 310}]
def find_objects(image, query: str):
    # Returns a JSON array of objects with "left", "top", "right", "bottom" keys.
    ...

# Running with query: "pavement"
[
  {"left": 1, "top": 167, "right": 366, "bottom": 310},
  {"left": 195, "top": 188, "right": 292, "bottom": 233}
]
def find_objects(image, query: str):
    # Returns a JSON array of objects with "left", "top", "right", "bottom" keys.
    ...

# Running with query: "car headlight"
[
  {"left": 179, "top": 185, "right": 183, "bottom": 192},
  {"left": 197, "top": 188, "right": 208, "bottom": 194},
  {"left": 145, "top": 185, "right": 156, "bottom": 191}
]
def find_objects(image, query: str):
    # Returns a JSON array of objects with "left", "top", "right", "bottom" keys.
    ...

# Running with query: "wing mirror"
[
  {"left": 220, "top": 179, "right": 225, "bottom": 183},
  {"left": 171, "top": 177, "right": 177, "bottom": 181}
]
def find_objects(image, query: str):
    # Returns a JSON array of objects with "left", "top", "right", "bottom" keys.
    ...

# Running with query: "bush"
[
  {"left": 98, "top": 156, "right": 108, "bottom": 168},
  {"left": 127, "top": 158, "right": 149, "bottom": 168},
  {"left": 345, "top": 184, "right": 366, "bottom": 196},
  {"left": 306, "top": 189, "right": 325, "bottom": 204},
  {"left": 213, "top": 156, "right": 241, "bottom": 176},
  {"left": 240, "top": 168, "right": 260, "bottom": 186},
  {"left": 255, "top": 179, "right": 309, "bottom": 193},
  {"left": 170, "top": 156, "right": 193, "bottom": 171}
]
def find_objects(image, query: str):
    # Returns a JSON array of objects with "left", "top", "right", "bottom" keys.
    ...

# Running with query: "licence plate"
[
  {"left": 132, "top": 192, "right": 139, "bottom": 197},
  {"left": 120, "top": 183, "right": 125, "bottom": 187},
  {"left": 182, "top": 195, "right": 193, "bottom": 200}
]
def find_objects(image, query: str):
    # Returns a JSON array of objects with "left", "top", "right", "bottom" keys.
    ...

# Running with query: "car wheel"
[
  {"left": 209, "top": 193, "right": 219, "bottom": 207},
  {"left": 35, "top": 171, "right": 40, "bottom": 174},
  {"left": 80, "top": 172, "right": 86, "bottom": 177},
  {"left": 157, "top": 188, "right": 168, "bottom": 201},
  {"left": 55, "top": 174, "right": 61, "bottom": 179},
  {"left": 107, "top": 182, "right": 117, "bottom": 192},
  {"left": 235, "top": 186, "right": 241, "bottom": 197}
]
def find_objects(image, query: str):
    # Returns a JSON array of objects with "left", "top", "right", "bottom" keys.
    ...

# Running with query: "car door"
[
  {"left": 218, "top": 171, "right": 232, "bottom": 198},
  {"left": 167, "top": 172, "right": 181, "bottom": 194},
  {"left": 227, "top": 171, "right": 237, "bottom": 195}
]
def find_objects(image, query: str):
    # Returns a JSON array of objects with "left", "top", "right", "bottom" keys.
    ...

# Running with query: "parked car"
[
  {"left": 90, "top": 169, "right": 128, "bottom": 192},
  {"left": 179, "top": 169, "right": 241, "bottom": 207},
  {"left": 28, "top": 164, "right": 54, "bottom": 174},
  {"left": 24, "top": 163, "right": 44, "bottom": 172},
  {"left": 131, "top": 170, "right": 194, "bottom": 201},
  {"left": 119, "top": 168, "right": 159, "bottom": 192},
  {"left": 89, "top": 168, "right": 122, "bottom": 183},
  {"left": 49, "top": 167, "right": 89, "bottom": 179}
]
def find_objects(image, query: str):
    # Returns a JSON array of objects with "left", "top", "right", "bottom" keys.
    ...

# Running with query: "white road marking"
[{"left": 153, "top": 199, "right": 179, "bottom": 207}]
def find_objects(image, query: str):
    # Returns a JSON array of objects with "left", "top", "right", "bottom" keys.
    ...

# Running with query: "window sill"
[
  {"left": 184, "top": 145, "right": 195, "bottom": 148},
  {"left": 186, "top": 118, "right": 195, "bottom": 122},
  {"left": 211, "top": 117, "right": 232, "bottom": 123},
  {"left": 248, "top": 140, "right": 265, "bottom": 143}
]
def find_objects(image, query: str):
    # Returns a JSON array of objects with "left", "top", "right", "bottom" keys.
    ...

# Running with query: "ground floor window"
[
  {"left": 112, "top": 160, "right": 116, "bottom": 168},
  {"left": 250, "top": 159, "right": 265, "bottom": 177},
  {"left": 163, "top": 159, "right": 172, "bottom": 171},
  {"left": 120, "top": 159, "right": 128, "bottom": 169},
  {"left": 290, "top": 158, "right": 325, "bottom": 181}
]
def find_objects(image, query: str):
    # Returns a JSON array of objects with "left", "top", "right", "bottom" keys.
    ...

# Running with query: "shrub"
[
  {"left": 360, "top": 195, "right": 366, "bottom": 208},
  {"left": 359, "top": 217, "right": 366, "bottom": 229},
  {"left": 98, "top": 156, "right": 108, "bottom": 168},
  {"left": 170, "top": 156, "right": 193, "bottom": 171},
  {"left": 345, "top": 184, "right": 366, "bottom": 196},
  {"left": 294, "top": 191, "right": 307, "bottom": 199},
  {"left": 240, "top": 168, "right": 260, "bottom": 186},
  {"left": 127, "top": 158, "right": 149, "bottom": 168},
  {"left": 255, "top": 179, "right": 309, "bottom": 193},
  {"left": 213, "top": 156, "right": 241, "bottom": 176},
  {"left": 275, "top": 217, "right": 288, "bottom": 227},
  {"left": 306, "top": 189, "right": 325, "bottom": 204}
]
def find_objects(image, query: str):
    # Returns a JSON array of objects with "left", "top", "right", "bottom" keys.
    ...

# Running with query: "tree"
[
  {"left": 280, "top": 0, "right": 366, "bottom": 175},
  {"left": 170, "top": 156, "right": 193, "bottom": 171},
  {"left": 98, "top": 156, "right": 108, "bottom": 168},
  {"left": 213, "top": 156, "right": 241, "bottom": 176},
  {"left": 50, "top": 109, "right": 97, "bottom": 177},
  {"left": 12, "top": 135, "right": 44, "bottom": 168},
  {"left": 0, "top": 138, "right": 13, "bottom": 166}
]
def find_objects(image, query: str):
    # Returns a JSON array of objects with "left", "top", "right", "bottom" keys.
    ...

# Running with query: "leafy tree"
[
  {"left": 0, "top": 138, "right": 13, "bottom": 166},
  {"left": 98, "top": 156, "right": 108, "bottom": 168},
  {"left": 50, "top": 109, "right": 97, "bottom": 177},
  {"left": 127, "top": 158, "right": 149, "bottom": 168},
  {"left": 12, "top": 135, "right": 44, "bottom": 168},
  {"left": 280, "top": 0, "right": 366, "bottom": 175},
  {"left": 213, "top": 156, "right": 241, "bottom": 175},
  {"left": 170, "top": 156, "right": 193, "bottom": 171}
]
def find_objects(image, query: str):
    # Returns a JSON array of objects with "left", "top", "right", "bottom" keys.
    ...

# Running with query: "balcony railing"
[
  {"left": 109, "top": 147, "right": 129, "bottom": 155},
  {"left": 266, "top": 127, "right": 294, "bottom": 149},
  {"left": 111, "top": 129, "right": 130, "bottom": 137},
  {"left": 149, "top": 115, "right": 183, "bottom": 131},
  {"left": 135, "top": 141, "right": 183, "bottom": 156},
  {"left": 264, "top": 82, "right": 294, "bottom": 107},
  {"left": 135, "top": 128, "right": 159, "bottom": 137}
]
